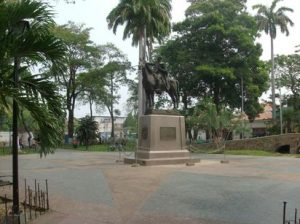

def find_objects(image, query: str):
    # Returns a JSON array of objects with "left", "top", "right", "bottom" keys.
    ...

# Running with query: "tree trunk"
[
  {"left": 68, "top": 109, "right": 74, "bottom": 141},
  {"left": 66, "top": 67, "right": 79, "bottom": 144},
  {"left": 193, "top": 128, "right": 199, "bottom": 141},
  {"left": 138, "top": 28, "right": 146, "bottom": 117},
  {"left": 146, "top": 39, "right": 153, "bottom": 61},
  {"left": 271, "top": 36, "right": 276, "bottom": 120},
  {"left": 213, "top": 84, "right": 221, "bottom": 113},
  {"left": 89, "top": 96, "right": 93, "bottom": 117},
  {"left": 187, "top": 129, "right": 192, "bottom": 144}
]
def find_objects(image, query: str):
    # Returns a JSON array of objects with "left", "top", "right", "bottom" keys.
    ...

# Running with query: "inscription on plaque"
[
  {"left": 142, "top": 127, "right": 148, "bottom": 140},
  {"left": 160, "top": 127, "right": 176, "bottom": 140}
]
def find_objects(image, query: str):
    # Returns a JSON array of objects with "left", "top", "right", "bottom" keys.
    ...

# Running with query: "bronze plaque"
[
  {"left": 160, "top": 127, "right": 176, "bottom": 140},
  {"left": 142, "top": 127, "right": 148, "bottom": 140}
]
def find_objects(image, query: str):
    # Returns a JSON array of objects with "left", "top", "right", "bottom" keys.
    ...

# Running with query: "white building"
[{"left": 93, "top": 116, "right": 126, "bottom": 140}]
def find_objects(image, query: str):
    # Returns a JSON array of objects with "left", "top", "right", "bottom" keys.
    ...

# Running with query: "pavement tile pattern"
[{"left": 1, "top": 150, "right": 300, "bottom": 224}]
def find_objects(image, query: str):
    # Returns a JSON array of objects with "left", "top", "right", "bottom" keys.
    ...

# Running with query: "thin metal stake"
[
  {"left": 28, "top": 187, "right": 32, "bottom": 220},
  {"left": 34, "top": 179, "right": 37, "bottom": 218},
  {"left": 45, "top": 179, "right": 49, "bottom": 210},
  {"left": 24, "top": 179, "right": 27, "bottom": 222},
  {"left": 42, "top": 192, "right": 45, "bottom": 213},
  {"left": 5, "top": 194, "right": 8, "bottom": 218},
  {"left": 38, "top": 183, "right": 41, "bottom": 215},
  {"left": 283, "top": 201, "right": 287, "bottom": 224},
  {"left": 295, "top": 208, "right": 297, "bottom": 224}
]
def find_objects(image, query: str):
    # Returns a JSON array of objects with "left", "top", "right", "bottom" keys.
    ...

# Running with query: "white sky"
[{"left": 52, "top": 0, "right": 300, "bottom": 118}]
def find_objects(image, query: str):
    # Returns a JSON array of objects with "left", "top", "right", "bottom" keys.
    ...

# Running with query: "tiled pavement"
[{"left": 1, "top": 150, "right": 300, "bottom": 224}]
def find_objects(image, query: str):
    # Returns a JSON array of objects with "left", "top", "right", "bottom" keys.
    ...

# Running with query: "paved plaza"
[{"left": 1, "top": 150, "right": 300, "bottom": 224}]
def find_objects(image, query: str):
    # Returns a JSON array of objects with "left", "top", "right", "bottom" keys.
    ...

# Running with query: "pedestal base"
[
  {"left": 124, "top": 114, "right": 200, "bottom": 166},
  {"left": 124, "top": 154, "right": 200, "bottom": 166}
]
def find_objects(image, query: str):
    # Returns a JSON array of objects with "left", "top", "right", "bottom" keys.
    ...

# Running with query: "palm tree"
[
  {"left": 107, "top": 0, "right": 172, "bottom": 115},
  {"left": 1, "top": 0, "right": 66, "bottom": 216},
  {"left": 76, "top": 116, "right": 98, "bottom": 150},
  {"left": 253, "top": 0, "right": 294, "bottom": 120},
  {"left": 0, "top": 0, "right": 66, "bottom": 153}
]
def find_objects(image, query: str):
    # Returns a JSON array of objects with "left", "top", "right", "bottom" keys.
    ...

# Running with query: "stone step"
[
  {"left": 124, "top": 156, "right": 200, "bottom": 166},
  {"left": 136, "top": 150, "right": 190, "bottom": 159}
]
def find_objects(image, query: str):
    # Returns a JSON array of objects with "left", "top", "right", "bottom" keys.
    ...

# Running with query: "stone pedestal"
[{"left": 124, "top": 114, "right": 200, "bottom": 165}]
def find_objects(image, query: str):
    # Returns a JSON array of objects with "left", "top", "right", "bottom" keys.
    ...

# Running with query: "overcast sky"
[{"left": 52, "top": 0, "right": 299, "bottom": 118}]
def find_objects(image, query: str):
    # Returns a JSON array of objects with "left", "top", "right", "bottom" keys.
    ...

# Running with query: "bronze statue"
[
  {"left": 141, "top": 58, "right": 179, "bottom": 111},
  {"left": 146, "top": 57, "right": 170, "bottom": 92}
]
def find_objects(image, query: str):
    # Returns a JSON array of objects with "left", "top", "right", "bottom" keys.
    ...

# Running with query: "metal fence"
[{"left": 0, "top": 178, "right": 49, "bottom": 224}]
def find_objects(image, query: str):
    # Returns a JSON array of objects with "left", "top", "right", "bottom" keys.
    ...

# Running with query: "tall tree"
[
  {"left": 274, "top": 54, "right": 300, "bottom": 132},
  {"left": 95, "top": 44, "right": 130, "bottom": 141},
  {"left": 159, "top": 0, "right": 268, "bottom": 120},
  {"left": 274, "top": 54, "right": 300, "bottom": 110},
  {"left": 77, "top": 69, "right": 107, "bottom": 117},
  {"left": 107, "top": 0, "right": 172, "bottom": 115},
  {"left": 52, "top": 22, "right": 102, "bottom": 142},
  {"left": 253, "top": 0, "right": 294, "bottom": 119}
]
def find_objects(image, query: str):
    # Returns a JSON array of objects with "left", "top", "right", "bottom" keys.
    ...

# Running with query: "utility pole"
[
  {"left": 241, "top": 75, "right": 244, "bottom": 139},
  {"left": 12, "top": 56, "right": 20, "bottom": 217}
]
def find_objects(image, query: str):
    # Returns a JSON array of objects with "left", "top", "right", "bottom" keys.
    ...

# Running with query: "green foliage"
[
  {"left": 274, "top": 54, "right": 300, "bottom": 108},
  {"left": 0, "top": 147, "right": 39, "bottom": 156},
  {"left": 253, "top": 0, "right": 294, "bottom": 119},
  {"left": 90, "top": 44, "right": 131, "bottom": 139},
  {"left": 224, "top": 150, "right": 277, "bottom": 156},
  {"left": 126, "top": 78, "right": 138, "bottom": 115},
  {"left": 194, "top": 98, "right": 234, "bottom": 149},
  {"left": 233, "top": 119, "right": 252, "bottom": 138},
  {"left": 75, "top": 116, "right": 98, "bottom": 149},
  {"left": 61, "top": 143, "right": 108, "bottom": 152},
  {"left": 77, "top": 69, "right": 108, "bottom": 117},
  {"left": 50, "top": 22, "right": 103, "bottom": 138},
  {"left": 0, "top": 0, "right": 66, "bottom": 156},
  {"left": 280, "top": 107, "right": 300, "bottom": 133},
  {"left": 61, "top": 139, "right": 137, "bottom": 152},
  {"left": 123, "top": 112, "right": 138, "bottom": 136},
  {"left": 273, "top": 54, "right": 300, "bottom": 132},
  {"left": 158, "top": 0, "right": 268, "bottom": 118},
  {"left": 253, "top": 0, "right": 294, "bottom": 39},
  {"left": 107, "top": 0, "right": 172, "bottom": 47}
]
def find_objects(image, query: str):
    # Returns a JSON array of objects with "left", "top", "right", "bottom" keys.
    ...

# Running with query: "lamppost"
[
  {"left": 12, "top": 19, "right": 29, "bottom": 221},
  {"left": 274, "top": 69, "right": 284, "bottom": 135},
  {"left": 278, "top": 76, "right": 283, "bottom": 134},
  {"left": 241, "top": 75, "right": 244, "bottom": 139}
]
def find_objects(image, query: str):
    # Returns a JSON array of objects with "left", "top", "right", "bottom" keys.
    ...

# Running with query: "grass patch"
[
  {"left": 223, "top": 149, "right": 279, "bottom": 156},
  {"left": 0, "top": 147, "right": 39, "bottom": 156},
  {"left": 60, "top": 140, "right": 137, "bottom": 152},
  {"left": 61, "top": 144, "right": 108, "bottom": 152},
  {"left": 192, "top": 147, "right": 286, "bottom": 157}
]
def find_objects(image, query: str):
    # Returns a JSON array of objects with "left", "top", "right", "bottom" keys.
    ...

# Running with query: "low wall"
[{"left": 195, "top": 133, "right": 300, "bottom": 154}]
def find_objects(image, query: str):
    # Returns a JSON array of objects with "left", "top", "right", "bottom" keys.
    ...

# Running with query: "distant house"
[
  {"left": 93, "top": 116, "right": 126, "bottom": 140},
  {"left": 233, "top": 102, "right": 273, "bottom": 139}
]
